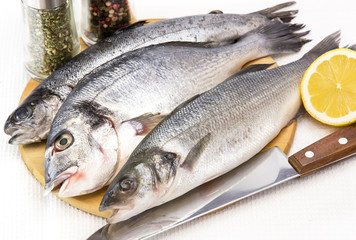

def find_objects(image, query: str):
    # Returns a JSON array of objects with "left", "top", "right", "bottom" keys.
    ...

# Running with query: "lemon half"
[{"left": 301, "top": 48, "right": 356, "bottom": 126}]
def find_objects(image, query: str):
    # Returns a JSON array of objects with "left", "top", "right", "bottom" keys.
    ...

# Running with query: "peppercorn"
[{"left": 81, "top": 0, "right": 132, "bottom": 45}]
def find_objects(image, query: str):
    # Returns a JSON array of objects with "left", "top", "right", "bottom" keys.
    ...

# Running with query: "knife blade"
[{"left": 88, "top": 125, "right": 356, "bottom": 240}]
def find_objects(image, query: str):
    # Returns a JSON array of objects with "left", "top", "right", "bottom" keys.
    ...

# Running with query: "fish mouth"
[
  {"left": 106, "top": 206, "right": 136, "bottom": 224},
  {"left": 100, "top": 199, "right": 136, "bottom": 223},
  {"left": 107, "top": 209, "right": 120, "bottom": 223},
  {"left": 7, "top": 130, "right": 41, "bottom": 145},
  {"left": 44, "top": 166, "right": 78, "bottom": 196},
  {"left": 5, "top": 122, "right": 41, "bottom": 145},
  {"left": 110, "top": 209, "right": 119, "bottom": 217},
  {"left": 100, "top": 204, "right": 133, "bottom": 212}
]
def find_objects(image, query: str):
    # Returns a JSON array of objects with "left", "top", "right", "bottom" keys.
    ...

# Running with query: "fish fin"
[
  {"left": 113, "top": 20, "right": 148, "bottom": 35},
  {"left": 120, "top": 20, "right": 148, "bottom": 29},
  {"left": 227, "top": 63, "right": 275, "bottom": 80},
  {"left": 286, "top": 105, "right": 307, "bottom": 127},
  {"left": 117, "top": 124, "right": 146, "bottom": 165},
  {"left": 159, "top": 39, "right": 238, "bottom": 48},
  {"left": 302, "top": 31, "right": 341, "bottom": 61},
  {"left": 257, "top": 1, "right": 298, "bottom": 23},
  {"left": 250, "top": 19, "right": 310, "bottom": 55},
  {"left": 123, "top": 113, "right": 167, "bottom": 136},
  {"left": 344, "top": 44, "right": 356, "bottom": 51},
  {"left": 181, "top": 133, "right": 211, "bottom": 171},
  {"left": 209, "top": 10, "right": 223, "bottom": 14},
  {"left": 43, "top": 183, "right": 54, "bottom": 197},
  {"left": 160, "top": 151, "right": 180, "bottom": 184}
]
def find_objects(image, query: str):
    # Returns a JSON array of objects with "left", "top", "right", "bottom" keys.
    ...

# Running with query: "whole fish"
[
  {"left": 44, "top": 21, "right": 308, "bottom": 198},
  {"left": 4, "top": 2, "right": 298, "bottom": 145},
  {"left": 99, "top": 32, "right": 341, "bottom": 223}
]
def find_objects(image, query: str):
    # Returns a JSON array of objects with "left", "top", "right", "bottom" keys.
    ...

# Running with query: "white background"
[{"left": 1, "top": 0, "right": 356, "bottom": 239}]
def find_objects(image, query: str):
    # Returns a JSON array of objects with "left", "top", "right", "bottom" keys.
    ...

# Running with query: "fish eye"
[
  {"left": 119, "top": 178, "right": 137, "bottom": 193},
  {"left": 164, "top": 152, "right": 177, "bottom": 160},
  {"left": 54, "top": 132, "right": 73, "bottom": 151},
  {"left": 108, "top": 190, "right": 115, "bottom": 198},
  {"left": 14, "top": 106, "right": 33, "bottom": 121}
]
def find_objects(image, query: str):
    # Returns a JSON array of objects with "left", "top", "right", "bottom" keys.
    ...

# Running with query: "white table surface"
[{"left": 1, "top": 0, "right": 356, "bottom": 239}]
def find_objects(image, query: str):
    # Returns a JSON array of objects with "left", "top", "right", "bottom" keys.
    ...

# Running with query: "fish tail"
[
  {"left": 343, "top": 44, "right": 356, "bottom": 51},
  {"left": 257, "top": 1, "right": 298, "bottom": 23},
  {"left": 302, "top": 31, "right": 341, "bottom": 61},
  {"left": 253, "top": 20, "right": 310, "bottom": 55}
]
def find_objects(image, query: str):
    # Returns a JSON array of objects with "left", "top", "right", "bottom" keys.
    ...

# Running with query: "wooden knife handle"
[{"left": 288, "top": 125, "right": 356, "bottom": 176}]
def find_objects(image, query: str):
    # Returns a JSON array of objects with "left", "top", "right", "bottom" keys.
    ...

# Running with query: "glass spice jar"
[
  {"left": 81, "top": 0, "right": 134, "bottom": 45},
  {"left": 21, "top": 0, "right": 80, "bottom": 81}
]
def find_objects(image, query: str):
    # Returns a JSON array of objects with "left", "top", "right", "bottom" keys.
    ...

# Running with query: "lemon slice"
[{"left": 301, "top": 48, "right": 356, "bottom": 126}]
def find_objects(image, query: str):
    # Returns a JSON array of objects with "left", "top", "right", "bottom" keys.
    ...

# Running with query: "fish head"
[
  {"left": 44, "top": 107, "right": 118, "bottom": 197},
  {"left": 100, "top": 149, "right": 180, "bottom": 223},
  {"left": 4, "top": 90, "right": 60, "bottom": 144}
]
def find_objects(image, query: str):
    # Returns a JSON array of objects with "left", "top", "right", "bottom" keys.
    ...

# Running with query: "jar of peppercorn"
[
  {"left": 21, "top": 0, "right": 80, "bottom": 81},
  {"left": 81, "top": 0, "right": 134, "bottom": 45}
]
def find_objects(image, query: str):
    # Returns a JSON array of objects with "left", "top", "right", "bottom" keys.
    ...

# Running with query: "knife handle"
[{"left": 288, "top": 125, "right": 356, "bottom": 177}]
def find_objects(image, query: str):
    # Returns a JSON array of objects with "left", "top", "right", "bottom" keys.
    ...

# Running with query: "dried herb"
[
  {"left": 82, "top": 0, "right": 132, "bottom": 44},
  {"left": 24, "top": 2, "right": 79, "bottom": 79}
]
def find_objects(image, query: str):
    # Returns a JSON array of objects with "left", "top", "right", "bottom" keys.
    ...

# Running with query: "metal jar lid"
[{"left": 22, "top": 0, "right": 68, "bottom": 9}]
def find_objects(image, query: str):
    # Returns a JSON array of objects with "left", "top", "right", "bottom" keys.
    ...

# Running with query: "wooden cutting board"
[{"left": 17, "top": 21, "right": 297, "bottom": 219}]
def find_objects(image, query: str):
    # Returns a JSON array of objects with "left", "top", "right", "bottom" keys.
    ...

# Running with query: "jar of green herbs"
[
  {"left": 81, "top": 0, "right": 134, "bottom": 45},
  {"left": 21, "top": 0, "right": 80, "bottom": 81}
]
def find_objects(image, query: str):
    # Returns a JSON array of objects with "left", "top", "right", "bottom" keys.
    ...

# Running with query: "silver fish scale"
[
  {"left": 132, "top": 58, "right": 311, "bottom": 202},
  {"left": 49, "top": 40, "right": 261, "bottom": 139},
  {"left": 45, "top": 22, "right": 294, "bottom": 198},
  {"left": 43, "top": 14, "right": 271, "bottom": 93},
  {"left": 7, "top": 3, "right": 299, "bottom": 145},
  {"left": 28, "top": 14, "right": 273, "bottom": 107},
  {"left": 100, "top": 31, "right": 343, "bottom": 222}
]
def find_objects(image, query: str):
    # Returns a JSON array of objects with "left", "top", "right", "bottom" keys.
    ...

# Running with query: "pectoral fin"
[
  {"left": 123, "top": 113, "right": 167, "bottom": 136},
  {"left": 181, "top": 133, "right": 211, "bottom": 171},
  {"left": 118, "top": 113, "right": 167, "bottom": 164}
]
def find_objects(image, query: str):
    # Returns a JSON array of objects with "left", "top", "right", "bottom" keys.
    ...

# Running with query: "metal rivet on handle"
[
  {"left": 305, "top": 151, "right": 314, "bottom": 158},
  {"left": 338, "top": 137, "right": 348, "bottom": 145}
]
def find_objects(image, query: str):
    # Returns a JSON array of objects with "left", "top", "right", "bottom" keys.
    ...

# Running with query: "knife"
[{"left": 88, "top": 125, "right": 356, "bottom": 240}]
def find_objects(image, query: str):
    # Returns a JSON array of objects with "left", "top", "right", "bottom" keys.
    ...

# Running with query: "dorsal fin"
[
  {"left": 302, "top": 31, "right": 340, "bottom": 60},
  {"left": 209, "top": 10, "right": 224, "bottom": 14},
  {"left": 113, "top": 20, "right": 148, "bottom": 34},
  {"left": 121, "top": 20, "right": 148, "bottom": 30},
  {"left": 155, "top": 39, "right": 238, "bottom": 49},
  {"left": 227, "top": 63, "right": 275, "bottom": 80},
  {"left": 345, "top": 44, "right": 356, "bottom": 51}
]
